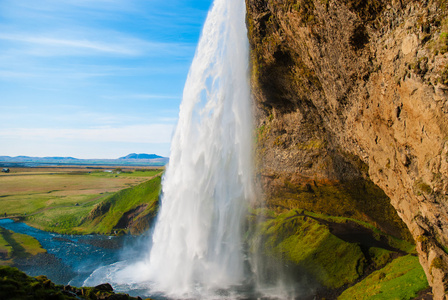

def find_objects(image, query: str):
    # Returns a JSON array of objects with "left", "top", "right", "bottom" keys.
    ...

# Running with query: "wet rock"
[
  {"left": 94, "top": 283, "right": 114, "bottom": 292},
  {"left": 247, "top": 0, "right": 448, "bottom": 298}
]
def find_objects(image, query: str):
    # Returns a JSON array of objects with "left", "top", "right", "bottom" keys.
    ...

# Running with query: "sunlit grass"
[
  {"left": 25, "top": 197, "right": 106, "bottom": 234},
  {"left": 0, "top": 227, "right": 46, "bottom": 265},
  {"left": 80, "top": 175, "right": 161, "bottom": 234},
  {"left": 338, "top": 255, "right": 429, "bottom": 300},
  {"left": 0, "top": 170, "right": 161, "bottom": 216}
]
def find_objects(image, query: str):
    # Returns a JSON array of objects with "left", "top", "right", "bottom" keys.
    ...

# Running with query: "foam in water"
[{"left": 86, "top": 0, "right": 254, "bottom": 298}]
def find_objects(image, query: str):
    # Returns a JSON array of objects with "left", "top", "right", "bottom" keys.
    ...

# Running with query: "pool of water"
[
  {"left": 0, "top": 219, "right": 312, "bottom": 299},
  {"left": 0, "top": 219, "right": 148, "bottom": 288}
]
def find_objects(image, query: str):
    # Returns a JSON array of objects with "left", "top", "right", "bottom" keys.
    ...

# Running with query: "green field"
[
  {"left": 0, "top": 167, "right": 163, "bottom": 233},
  {"left": 0, "top": 166, "right": 163, "bottom": 266}
]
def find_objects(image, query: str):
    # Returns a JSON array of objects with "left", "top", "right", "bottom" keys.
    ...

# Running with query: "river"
[{"left": 0, "top": 219, "right": 148, "bottom": 291}]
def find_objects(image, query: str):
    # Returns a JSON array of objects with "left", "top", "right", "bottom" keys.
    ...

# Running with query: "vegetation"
[
  {"left": 0, "top": 165, "right": 429, "bottom": 298},
  {"left": 269, "top": 178, "right": 412, "bottom": 242},
  {"left": 0, "top": 168, "right": 162, "bottom": 234},
  {"left": 0, "top": 266, "right": 150, "bottom": 300},
  {"left": 292, "top": 0, "right": 317, "bottom": 25},
  {"left": 248, "top": 208, "right": 427, "bottom": 297},
  {"left": 0, "top": 228, "right": 46, "bottom": 265},
  {"left": 21, "top": 175, "right": 162, "bottom": 235},
  {"left": 79, "top": 175, "right": 162, "bottom": 234},
  {"left": 338, "top": 255, "right": 428, "bottom": 300},
  {"left": 249, "top": 209, "right": 365, "bottom": 288}
]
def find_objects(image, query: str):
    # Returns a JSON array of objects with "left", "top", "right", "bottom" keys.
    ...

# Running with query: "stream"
[{"left": 0, "top": 219, "right": 149, "bottom": 289}]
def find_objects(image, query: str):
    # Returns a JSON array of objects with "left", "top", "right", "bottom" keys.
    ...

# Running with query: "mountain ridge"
[
  {"left": 118, "top": 153, "right": 164, "bottom": 160},
  {"left": 0, "top": 153, "right": 169, "bottom": 166}
]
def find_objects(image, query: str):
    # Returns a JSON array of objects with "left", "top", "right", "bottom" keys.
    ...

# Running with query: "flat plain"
[{"left": 0, "top": 166, "right": 163, "bottom": 231}]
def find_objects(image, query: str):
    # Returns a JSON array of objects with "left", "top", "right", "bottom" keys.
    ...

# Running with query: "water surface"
[{"left": 0, "top": 219, "right": 144, "bottom": 288}]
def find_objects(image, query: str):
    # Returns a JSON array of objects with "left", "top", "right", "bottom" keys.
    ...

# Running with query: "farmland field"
[{"left": 0, "top": 166, "right": 163, "bottom": 232}]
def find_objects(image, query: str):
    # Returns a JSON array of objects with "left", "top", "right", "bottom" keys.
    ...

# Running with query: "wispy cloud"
[
  {"left": 102, "top": 94, "right": 181, "bottom": 101},
  {"left": 0, "top": 0, "right": 211, "bottom": 158},
  {"left": 0, "top": 70, "right": 37, "bottom": 78},
  {"left": 0, "top": 124, "right": 175, "bottom": 144},
  {"left": 0, "top": 31, "right": 194, "bottom": 58},
  {"left": 0, "top": 33, "right": 139, "bottom": 56}
]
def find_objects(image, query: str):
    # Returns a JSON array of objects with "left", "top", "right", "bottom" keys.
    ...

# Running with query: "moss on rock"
[
  {"left": 248, "top": 209, "right": 409, "bottom": 289},
  {"left": 338, "top": 255, "right": 429, "bottom": 300},
  {"left": 0, "top": 266, "right": 150, "bottom": 300}
]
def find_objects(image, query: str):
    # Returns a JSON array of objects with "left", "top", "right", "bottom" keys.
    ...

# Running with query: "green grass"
[
  {"left": 20, "top": 174, "right": 162, "bottom": 235},
  {"left": 338, "top": 255, "right": 429, "bottom": 300},
  {"left": 79, "top": 175, "right": 162, "bottom": 234},
  {"left": 0, "top": 169, "right": 163, "bottom": 234},
  {"left": 0, "top": 227, "right": 46, "bottom": 265},
  {"left": 250, "top": 209, "right": 366, "bottom": 288},
  {"left": 248, "top": 208, "right": 419, "bottom": 290},
  {"left": 87, "top": 169, "right": 162, "bottom": 178},
  {"left": 300, "top": 210, "right": 415, "bottom": 254},
  {"left": 269, "top": 179, "right": 412, "bottom": 242},
  {"left": 24, "top": 196, "right": 106, "bottom": 234}
]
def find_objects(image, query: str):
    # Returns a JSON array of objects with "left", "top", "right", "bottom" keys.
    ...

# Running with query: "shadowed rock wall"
[{"left": 246, "top": 0, "right": 448, "bottom": 298}]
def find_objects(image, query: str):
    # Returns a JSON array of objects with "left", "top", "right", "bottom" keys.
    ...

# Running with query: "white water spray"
[
  {"left": 144, "top": 0, "right": 252, "bottom": 296},
  {"left": 84, "top": 0, "right": 254, "bottom": 297}
]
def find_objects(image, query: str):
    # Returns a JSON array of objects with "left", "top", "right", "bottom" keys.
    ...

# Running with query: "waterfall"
[
  {"left": 83, "top": 0, "right": 254, "bottom": 297},
  {"left": 144, "top": 0, "right": 253, "bottom": 297}
]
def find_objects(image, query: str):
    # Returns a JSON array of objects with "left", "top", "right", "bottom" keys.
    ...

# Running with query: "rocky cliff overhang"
[{"left": 246, "top": 0, "right": 448, "bottom": 298}]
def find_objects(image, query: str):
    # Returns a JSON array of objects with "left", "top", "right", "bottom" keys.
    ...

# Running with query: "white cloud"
[
  {"left": 102, "top": 94, "right": 181, "bottom": 101},
  {"left": 0, "top": 70, "right": 37, "bottom": 78},
  {"left": 0, "top": 124, "right": 175, "bottom": 144},
  {"left": 0, "top": 32, "right": 146, "bottom": 56}
]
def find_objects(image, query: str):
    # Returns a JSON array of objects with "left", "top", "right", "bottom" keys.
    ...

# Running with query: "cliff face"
[{"left": 246, "top": 0, "right": 448, "bottom": 298}]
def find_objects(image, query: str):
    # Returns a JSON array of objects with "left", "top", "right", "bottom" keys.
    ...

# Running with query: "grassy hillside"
[
  {"left": 78, "top": 175, "right": 162, "bottom": 234},
  {"left": 0, "top": 165, "right": 430, "bottom": 298},
  {"left": 338, "top": 255, "right": 428, "bottom": 300},
  {"left": 247, "top": 208, "right": 428, "bottom": 299},
  {"left": 0, "top": 168, "right": 161, "bottom": 217},
  {"left": 21, "top": 174, "right": 162, "bottom": 235}
]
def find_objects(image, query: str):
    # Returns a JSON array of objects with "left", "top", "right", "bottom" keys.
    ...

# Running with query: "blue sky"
[{"left": 0, "top": 0, "right": 213, "bottom": 158}]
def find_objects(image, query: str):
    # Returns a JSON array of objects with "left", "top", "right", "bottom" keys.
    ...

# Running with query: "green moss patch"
[
  {"left": 248, "top": 208, "right": 417, "bottom": 292},
  {"left": 251, "top": 210, "right": 365, "bottom": 288},
  {"left": 0, "top": 266, "right": 147, "bottom": 299},
  {"left": 338, "top": 255, "right": 429, "bottom": 300},
  {"left": 0, "top": 227, "right": 45, "bottom": 265},
  {"left": 269, "top": 178, "right": 412, "bottom": 242}
]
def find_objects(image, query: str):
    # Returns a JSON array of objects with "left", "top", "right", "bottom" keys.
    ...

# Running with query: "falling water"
[
  {"left": 84, "top": 0, "right": 254, "bottom": 297},
  {"left": 144, "top": 0, "right": 252, "bottom": 297}
]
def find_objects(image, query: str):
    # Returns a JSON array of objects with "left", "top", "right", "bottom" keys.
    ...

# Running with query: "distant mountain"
[
  {"left": 0, "top": 156, "right": 80, "bottom": 162},
  {"left": 0, "top": 154, "right": 168, "bottom": 167},
  {"left": 119, "top": 153, "right": 164, "bottom": 160},
  {"left": 44, "top": 156, "right": 78, "bottom": 160}
]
